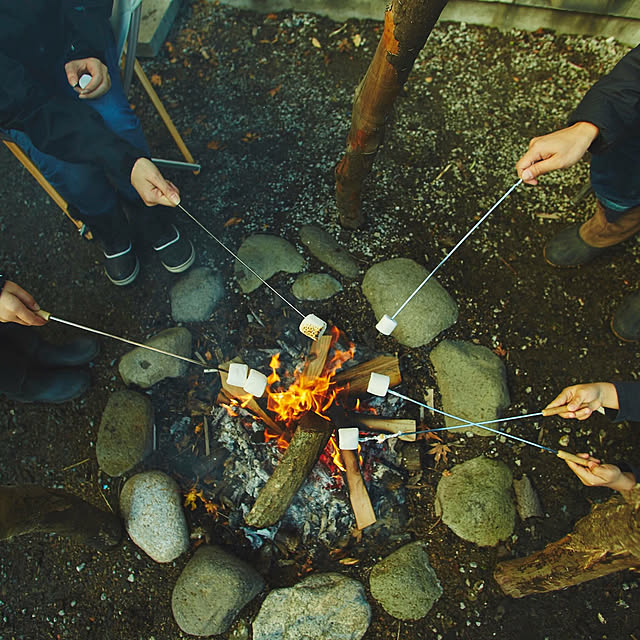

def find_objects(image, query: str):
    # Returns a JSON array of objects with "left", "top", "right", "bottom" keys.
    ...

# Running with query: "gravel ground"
[{"left": 1, "top": 2, "right": 639, "bottom": 639}]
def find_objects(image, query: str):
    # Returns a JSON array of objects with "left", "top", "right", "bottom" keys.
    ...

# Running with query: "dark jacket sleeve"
[
  {"left": 0, "top": 48, "right": 141, "bottom": 184},
  {"left": 62, "top": 0, "right": 114, "bottom": 63},
  {"left": 610, "top": 381, "right": 640, "bottom": 481},
  {"left": 568, "top": 45, "right": 640, "bottom": 154}
]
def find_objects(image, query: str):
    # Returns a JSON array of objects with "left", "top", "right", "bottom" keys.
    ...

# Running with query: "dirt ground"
[{"left": 1, "top": 1, "right": 639, "bottom": 638}]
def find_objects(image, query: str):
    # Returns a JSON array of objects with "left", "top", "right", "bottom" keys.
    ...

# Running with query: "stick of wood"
[
  {"left": 333, "top": 355, "right": 401, "bottom": 394},
  {"left": 302, "top": 334, "right": 333, "bottom": 379},
  {"left": 203, "top": 415, "right": 210, "bottom": 456},
  {"left": 341, "top": 449, "right": 376, "bottom": 530},
  {"left": 349, "top": 415, "right": 416, "bottom": 442}
]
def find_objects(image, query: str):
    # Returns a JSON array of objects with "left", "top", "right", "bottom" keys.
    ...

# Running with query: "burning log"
[
  {"left": 341, "top": 449, "right": 376, "bottom": 530},
  {"left": 332, "top": 355, "right": 401, "bottom": 394},
  {"left": 245, "top": 411, "right": 334, "bottom": 529}
]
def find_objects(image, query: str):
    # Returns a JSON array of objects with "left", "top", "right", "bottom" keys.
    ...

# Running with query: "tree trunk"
[
  {"left": 494, "top": 487, "right": 640, "bottom": 598},
  {"left": 0, "top": 485, "right": 122, "bottom": 550},
  {"left": 335, "top": 0, "right": 448, "bottom": 229}
]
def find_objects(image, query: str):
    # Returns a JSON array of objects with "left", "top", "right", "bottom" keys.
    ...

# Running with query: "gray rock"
[
  {"left": 369, "top": 541, "right": 442, "bottom": 620},
  {"left": 252, "top": 572, "right": 370, "bottom": 640},
  {"left": 118, "top": 327, "right": 192, "bottom": 388},
  {"left": 170, "top": 267, "right": 224, "bottom": 323},
  {"left": 96, "top": 390, "right": 153, "bottom": 477},
  {"left": 292, "top": 273, "right": 343, "bottom": 301},
  {"left": 362, "top": 258, "right": 458, "bottom": 348},
  {"left": 429, "top": 339, "right": 510, "bottom": 436},
  {"left": 513, "top": 474, "right": 544, "bottom": 520},
  {"left": 172, "top": 545, "right": 264, "bottom": 636},
  {"left": 234, "top": 235, "right": 305, "bottom": 293},
  {"left": 435, "top": 456, "right": 515, "bottom": 546},
  {"left": 120, "top": 471, "right": 189, "bottom": 562},
  {"left": 299, "top": 225, "right": 359, "bottom": 278}
]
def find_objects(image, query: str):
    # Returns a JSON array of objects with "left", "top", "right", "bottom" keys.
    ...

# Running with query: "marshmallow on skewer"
[
  {"left": 367, "top": 372, "right": 391, "bottom": 397},
  {"left": 376, "top": 314, "right": 398, "bottom": 336},
  {"left": 299, "top": 314, "right": 327, "bottom": 341},
  {"left": 78, "top": 74, "right": 92, "bottom": 89},
  {"left": 338, "top": 427, "right": 360, "bottom": 450},
  {"left": 226, "top": 362, "right": 249, "bottom": 387},
  {"left": 243, "top": 369, "right": 268, "bottom": 397}
]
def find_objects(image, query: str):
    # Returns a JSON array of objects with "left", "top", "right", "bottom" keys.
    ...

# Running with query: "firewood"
[
  {"left": 302, "top": 334, "right": 333, "bottom": 379},
  {"left": 341, "top": 449, "right": 376, "bottom": 530},
  {"left": 245, "top": 412, "right": 334, "bottom": 529},
  {"left": 333, "top": 355, "right": 401, "bottom": 395},
  {"left": 350, "top": 415, "right": 416, "bottom": 442}
]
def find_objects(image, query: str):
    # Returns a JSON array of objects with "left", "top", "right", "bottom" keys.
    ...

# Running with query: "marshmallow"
[
  {"left": 226, "top": 362, "right": 249, "bottom": 387},
  {"left": 376, "top": 314, "right": 398, "bottom": 335},
  {"left": 367, "top": 372, "right": 390, "bottom": 397},
  {"left": 79, "top": 74, "right": 92, "bottom": 89},
  {"left": 299, "top": 314, "right": 327, "bottom": 341},
  {"left": 243, "top": 369, "right": 268, "bottom": 397},
  {"left": 338, "top": 427, "right": 359, "bottom": 450}
]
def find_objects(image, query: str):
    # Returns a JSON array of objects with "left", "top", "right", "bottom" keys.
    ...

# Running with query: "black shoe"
[
  {"left": 611, "top": 291, "right": 640, "bottom": 342},
  {"left": 104, "top": 242, "right": 140, "bottom": 286},
  {"left": 34, "top": 336, "right": 100, "bottom": 368},
  {"left": 8, "top": 369, "right": 90, "bottom": 403},
  {"left": 153, "top": 224, "right": 195, "bottom": 273},
  {"left": 543, "top": 225, "right": 609, "bottom": 267}
]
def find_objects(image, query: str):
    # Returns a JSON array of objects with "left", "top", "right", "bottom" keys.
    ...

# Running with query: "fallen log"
[
  {"left": 245, "top": 411, "right": 334, "bottom": 529},
  {"left": 494, "top": 486, "right": 640, "bottom": 598}
]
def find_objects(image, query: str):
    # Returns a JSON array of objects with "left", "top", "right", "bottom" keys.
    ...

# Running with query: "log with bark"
[
  {"left": 494, "top": 486, "right": 640, "bottom": 598},
  {"left": 335, "top": 0, "right": 449, "bottom": 228}
]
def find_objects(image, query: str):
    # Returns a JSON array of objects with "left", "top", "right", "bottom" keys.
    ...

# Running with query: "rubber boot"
[
  {"left": 611, "top": 291, "right": 640, "bottom": 342},
  {"left": 544, "top": 202, "right": 640, "bottom": 267},
  {"left": 0, "top": 485, "right": 122, "bottom": 549},
  {"left": 86, "top": 207, "right": 139, "bottom": 286}
]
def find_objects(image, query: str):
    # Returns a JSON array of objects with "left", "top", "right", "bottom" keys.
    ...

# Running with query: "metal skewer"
[
  {"left": 376, "top": 179, "right": 523, "bottom": 335},
  {"left": 176, "top": 203, "right": 327, "bottom": 340},
  {"left": 36, "top": 310, "right": 219, "bottom": 373},
  {"left": 364, "top": 385, "right": 591, "bottom": 466}
]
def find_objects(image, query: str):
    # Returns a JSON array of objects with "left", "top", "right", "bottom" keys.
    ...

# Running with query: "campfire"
[{"left": 210, "top": 327, "right": 417, "bottom": 541}]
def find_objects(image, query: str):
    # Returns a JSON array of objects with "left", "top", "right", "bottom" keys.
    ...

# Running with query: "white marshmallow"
[
  {"left": 226, "top": 363, "right": 249, "bottom": 387},
  {"left": 79, "top": 74, "right": 92, "bottom": 89},
  {"left": 299, "top": 314, "right": 327, "bottom": 340},
  {"left": 338, "top": 427, "right": 359, "bottom": 450},
  {"left": 243, "top": 369, "right": 268, "bottom": 397},
  {"left": 367, "top": 372, "right": 390, "bottom": 397},
  {"left": 376, "top": 314, "right": 398, "bottom": 335}
]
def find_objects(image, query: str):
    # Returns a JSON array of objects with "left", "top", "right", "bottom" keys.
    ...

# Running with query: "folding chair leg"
[
  {"left": 134, "top": 59, "right": 200, "bottom": 175},
  {"left": 2, "top": 140, "right": 92, "bottom": 239}
]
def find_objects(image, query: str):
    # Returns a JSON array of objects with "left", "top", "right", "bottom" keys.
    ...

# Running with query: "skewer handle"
[
  {"left": 36, "top": 309, "right": 51, "bottom": 321},
  {"left": 556, "top": 450, "right": 592, "bottom": 467},
  {"left": 541, "top": 404, "right": 572, "bottom": 417}
]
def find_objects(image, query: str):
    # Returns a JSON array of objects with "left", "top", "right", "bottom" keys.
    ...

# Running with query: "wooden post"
[{"left": 335, "top": 0, "right": 448, "bottom": 228}]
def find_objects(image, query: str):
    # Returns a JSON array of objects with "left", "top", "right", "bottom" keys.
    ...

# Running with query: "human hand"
[
  {"left": 516, "top": 122, "right": 599, "bottom": 185},
  {"left": 544, "top": 382, "right": 618, "bottom": 420},
  {"left": 65, "top": 58, "right": 111, "bottom": 99},
  {"left": 566, "top": 454, "right": 636, "bottom": 492},
  {"left": 0, "top": 281, "right": 47, "bottom": 326},
  {"left": 131, "top": 158, "right": 181, "bottom": 207}
]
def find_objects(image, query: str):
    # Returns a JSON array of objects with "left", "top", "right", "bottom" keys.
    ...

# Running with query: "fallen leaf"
[
  {"left": 429, "top": 442, "right": 452, "bottom": 465},
  {"left": 207, "top": 139, "right": 224, "bottom": 150},
  {"left": 151, "top": 74, "right": 162, "bottom": 86},
  {"left": 268, "top": 84, "right": 282, "bottom": 97},
  {"left": 338, "top": 38, "right": 352, "bottom": 53},
  {"left": 242, "top": 132, "right": 260, "bottom": 143},
  {"left": 352, "top": 33, "right": 362, "bottom": 47},
  {"left": 266, "top": 12, "right": 278, "bottom": 20},
  {"left": 339, "top": 557, "right": 360, "bottom": 566},
  {"left": 492, "top": 343, "right": 508, "bottom": 357},
  {"left": 311, "top": 37, "right": 322, "bottom": 49},
  {"left": 223, "top": 216, "right": 243, "bottom": 228}
]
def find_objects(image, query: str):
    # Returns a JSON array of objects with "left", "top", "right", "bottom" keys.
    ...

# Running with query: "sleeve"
[
  {"left": 568, "top": 45, "right": 640, "bottom": 154},
  {"left": 611, "top": 381, "right": 640, "bottom": 423},
  {"left": 0, "top": 49, "right": 141, "bottom": 183},
  {"left": 62, "top": 0, "right": 114, "bottom": 64}
]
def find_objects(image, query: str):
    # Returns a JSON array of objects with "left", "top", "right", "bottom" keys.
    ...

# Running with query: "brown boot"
[
  {"left": 544, "top": 201, "right": 640, "bottom": 267},
  {"left": 0, "top": 485, "right": 122, "bottom": 549}
]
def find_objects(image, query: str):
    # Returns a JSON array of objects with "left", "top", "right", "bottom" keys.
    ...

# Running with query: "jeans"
[
  {"left": 1, "top": 28, "right": 149, "bottom": 220},
  {"left": 591, "top": 129, "right": 640, "bottom": 222}
]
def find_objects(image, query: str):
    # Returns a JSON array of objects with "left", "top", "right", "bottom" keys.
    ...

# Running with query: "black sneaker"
[
  {"left": 543, "top": 224, "right": 608, "bottom": 267},
  {"left": 8, "top": 368, "right": 90, "bottom": 403},
  {"left": 104, "top": 242, "right": 140, "bottom": 286},
  {"left": 153, "top": 224, "right": 195, "bottom": 273},
  {"left": 611, "top": 291, "right": 640, "bottom": 342}
]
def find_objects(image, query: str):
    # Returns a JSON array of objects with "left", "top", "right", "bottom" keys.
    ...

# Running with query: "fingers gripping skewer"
[
  {"left": 376, "top": 179, "right": 522, "bottom": 336},
  {"left": 176, "top": 203, "right": 326, "bottom": 340},
  {"left": 364, "top": 373, "right": 591, "bottom": 466},
  {"left": 36, "top": 310, "right": 270, "bottom": 396}
]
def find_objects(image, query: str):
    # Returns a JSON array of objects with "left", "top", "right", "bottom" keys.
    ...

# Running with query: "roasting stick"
[
  {"left": 376, "top": 179, "right": 523, "bottom": 336},
  {"left": 176, "top": 203, "right": 327, "bottom": 340},
  {"left": 363, "top": 372, "right": 593, "bottom": 466}
]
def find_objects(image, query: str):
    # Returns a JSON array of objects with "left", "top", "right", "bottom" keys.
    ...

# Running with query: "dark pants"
[{"left": 0, "top": 324, "right": 41, "bottom": 394}]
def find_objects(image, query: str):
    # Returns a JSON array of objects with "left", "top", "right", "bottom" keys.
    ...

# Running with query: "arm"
[{"left": 543, "top": 382, "right": 619, "bottom": 419}]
